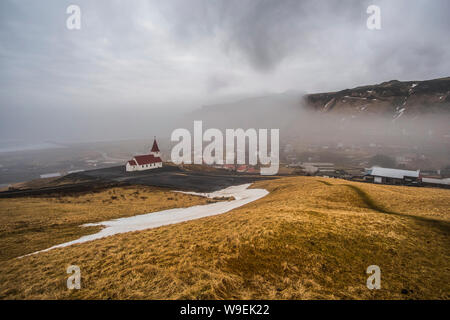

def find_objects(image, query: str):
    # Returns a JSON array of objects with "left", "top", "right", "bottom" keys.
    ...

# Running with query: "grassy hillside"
[
  {"left": 0, "top": 186, "right": 218, "bottom": 261},
  {"left": 0, "top": 177, "right": 448, "bottom": 299}
]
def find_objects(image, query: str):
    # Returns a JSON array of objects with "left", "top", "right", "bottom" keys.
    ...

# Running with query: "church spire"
[
  {"left": 150, "top": 137, "right": 161, "bottom": 157},
  {"left": 151, "top": 137, "right": 160, "bottom": 153}
]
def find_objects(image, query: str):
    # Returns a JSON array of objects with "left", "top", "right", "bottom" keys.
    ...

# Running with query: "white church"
[{"left": 126, "top": 138, "right": 163, "bottom": 172}]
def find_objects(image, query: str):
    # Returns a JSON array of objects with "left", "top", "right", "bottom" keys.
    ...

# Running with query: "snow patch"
[
  {"left": 40, "top": 172, "right": 61, "bottom": 179},
  {"left": 393, "top": 107, "right": 405, "bottom": 121},
  {"left": 22, "top": 184, "right": 268, "bottom": 257}
]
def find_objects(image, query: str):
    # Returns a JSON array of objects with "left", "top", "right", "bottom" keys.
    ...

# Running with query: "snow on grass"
[{"left": 23, "top": 184, "right": 268, "bottom": 256}]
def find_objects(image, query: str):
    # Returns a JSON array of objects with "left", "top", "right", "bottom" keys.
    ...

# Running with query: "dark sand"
[{"left": 0, "top": 164, "right": 275, "bottom": 197}]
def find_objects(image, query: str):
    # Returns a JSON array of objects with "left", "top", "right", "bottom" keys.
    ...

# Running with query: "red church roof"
[
  {"left": 128, "top": 160, "right": 137, "bottom": 166},
  {"left": 151, "top": 139, "right": 160, "bottom": 153},
  {"left": 134, "top": 154, "right": 162, "bottom": 165}
]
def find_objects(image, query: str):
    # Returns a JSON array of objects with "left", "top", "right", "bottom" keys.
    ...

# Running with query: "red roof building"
[
  {"left": 126, "top": 138, "right": 163, "bottom": 172},
  {"left": 134, "top": 154, "right": 162, "bottom": 165},
  {"left": 237, "top": 165, "right": 248, "bottom": 172},
  {"left": 247, "top": 167, "right": 258, "bottom": 174}
]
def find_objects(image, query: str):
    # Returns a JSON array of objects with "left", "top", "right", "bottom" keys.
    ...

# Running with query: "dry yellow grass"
[
  {"left": 0, "top": 185, "right": 219, "bottom": 261},
  {"left": 0, "top": 177, "right": 448, "bottom": 299}
]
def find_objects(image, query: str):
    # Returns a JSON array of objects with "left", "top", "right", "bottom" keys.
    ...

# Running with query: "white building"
[
  {"left": 422, "top": 177, "right": 450, "bottom": 187},
  {"left": 126, "top": 138, "right": 163, "bottom": 172},
  {"left": 365, "top": 167, "right": 420, "bottom": 184}
]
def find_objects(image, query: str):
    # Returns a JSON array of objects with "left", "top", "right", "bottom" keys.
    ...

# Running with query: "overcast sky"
[{"left": 0, "top": 0, "right": 449, "bottom": 142}]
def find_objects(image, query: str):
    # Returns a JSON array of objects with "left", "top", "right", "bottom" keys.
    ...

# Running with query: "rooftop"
[
  {"left": 367, "top": 167, "right": 420, "bottom": 179},
  {"left": 151, "top": 139, "right": 160, "bottom": 153},
  {"left": 134, "top": 154, "right": 162, "bottom": 165}
]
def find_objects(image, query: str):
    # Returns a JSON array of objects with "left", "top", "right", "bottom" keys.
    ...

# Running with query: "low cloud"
[{"left": 0, "top": 0, "right": 449, "bottom": 142}]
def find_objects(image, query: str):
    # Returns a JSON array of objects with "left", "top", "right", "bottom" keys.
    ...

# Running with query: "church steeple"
[{"left": 150, "top": 137, "right": 161, "bottom": 157}]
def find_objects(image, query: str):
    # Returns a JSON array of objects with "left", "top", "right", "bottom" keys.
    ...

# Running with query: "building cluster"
[
  {"left": 287, "top": 161, "right": 449, "bottom": 188},
  {"left": 288, "top": 162, "right": 336, "bottom": 175},
  {"left": 212, "top": 164, "right": 259, "bottom": 173}
]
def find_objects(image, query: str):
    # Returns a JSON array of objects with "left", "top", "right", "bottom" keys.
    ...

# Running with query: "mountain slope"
[
  {"left": 188, "top": 92, "right": 303, "bottom": 130},
  {"left": 304, "top": 77, "right": 450, "bottom": 119}
]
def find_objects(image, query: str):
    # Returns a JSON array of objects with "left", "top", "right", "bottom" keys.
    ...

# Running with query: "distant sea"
[{"left": 0, "top": 140, "right": 66, "bottom": 153}]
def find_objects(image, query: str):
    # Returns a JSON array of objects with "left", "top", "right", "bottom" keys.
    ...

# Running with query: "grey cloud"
[
  {"left": 162, "top": 0, "right": 366, "bottom": 72},
  {"left": 164, "top": 0, "right": 450, "bottom": 76},
  {"left": 206, "top": 74, "right": 232, "bottom": 93},
  {"left": 0, "top": 0, "right": 449, "bottom": 142}
]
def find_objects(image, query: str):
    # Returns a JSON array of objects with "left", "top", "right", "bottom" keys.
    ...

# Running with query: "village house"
[
  {"left": 235, "top": 164, "right": 258, "bottom": 173},
  {"left": 364, "top": 167, "right": 420, "bottom": 185},
  {"left": 288, "top": 162, "right": 336, "bottom": 175},
  {"left": 236, "top": 165, "right": 249, "bottom": 173},
  {"left": 421, "top": 177, "right": 450, "bottom": 189},
  {"left": 126, "top": 138, "right": 162, "bottom": 172}
]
